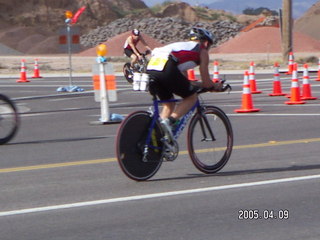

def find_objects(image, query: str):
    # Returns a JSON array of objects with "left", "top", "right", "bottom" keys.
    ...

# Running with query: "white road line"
[
  {"left": 228, "top": 113, "right": 320, "bottom": 116},
  {"left": 1, "top": 174, "right": 320, "bottom": 217}
]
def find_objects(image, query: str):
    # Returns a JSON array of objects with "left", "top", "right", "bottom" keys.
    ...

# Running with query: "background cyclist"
[
  {"left": 123, "top": 29, "right": 152, "bottom": 69},
  {"left": 146, "top": 27, "right": 222, "bottom": 139}
]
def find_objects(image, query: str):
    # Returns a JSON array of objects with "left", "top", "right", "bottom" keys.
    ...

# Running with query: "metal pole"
[
  {"left": 282, "top": 0, "right": 292, "bottom": 62},
  {"left": 66, "top": 23, "right": 73, "bottom": 86}
]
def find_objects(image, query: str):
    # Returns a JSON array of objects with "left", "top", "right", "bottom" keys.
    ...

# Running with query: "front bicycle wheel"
[
  {"left": 123, "top": 63, "right": 133, "bottom": 84},
  {"left": 187, "top": 106, "right": 233, "bottom": 174},
  {"left": 115, "top": 111, "right": 164, "bottom": 181},
  {"left": 0, "top": 94, "right": 19, "bottom": 145}
]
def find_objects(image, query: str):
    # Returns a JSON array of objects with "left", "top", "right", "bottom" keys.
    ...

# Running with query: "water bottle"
[
  {"left": 133, "top": 72, "right": 141, "bottom": 91},
  {"left": 140, "top": 73, "right": 149, "bottom": 91}
]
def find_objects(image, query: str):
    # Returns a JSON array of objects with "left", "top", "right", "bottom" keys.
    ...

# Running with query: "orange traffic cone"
[
  {"left": 248, "top": 61, "right": 262, "bottom": 94},
  {"left": 285, "top": 52, "right": 294, "bottom": 75},
  {"left": 235, "top": 71, "right": 260, "bottom": 113},
  {"left": 212, "top": 61, "right": 219, "bottom": 83},
  {"left": 301, "top": 63, "right": 317, "bottom": 100},
  {"left": 187, "top": 69, "right": 197, "bottom": 81},
  {"left": 315, "top": 57, "right": 320, "bottom": 81},
  {"left": 31, "top": 58, "right": 42, "bottom": 78},
  {"left": 269, "top": 62, "right": 286, "bottom": 96},
  {"left": 17, "top": 59, "right": 30, "bottom": 83},
  {"left": 285, "top": 63, "right": 305, "bottom": 105}
]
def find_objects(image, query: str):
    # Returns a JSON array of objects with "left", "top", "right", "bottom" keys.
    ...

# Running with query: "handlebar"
[
  {"left": 140, "top": 50, "right": 151, "bottom": 57},
  {"left": 197, "top": 80, "right": 232, "bottom": 94}
]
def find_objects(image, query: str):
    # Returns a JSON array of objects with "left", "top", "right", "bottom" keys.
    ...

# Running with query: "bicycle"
[
  {"left": 115, "top": 79, "right": 233, "bottom": 181},
  {"left": 123, "top": 51, "right": 150, "bottom": 84},
  {"left": 0, "top": 94, "right": 19, "bottom": 145}
]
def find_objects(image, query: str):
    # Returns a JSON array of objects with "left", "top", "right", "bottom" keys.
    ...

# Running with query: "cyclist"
[
  {"left": 146, "top": 27, "right": 222, "bottom": 140},
  {"left": 123, "top": 29, "right": 152, "bottom": 69}
]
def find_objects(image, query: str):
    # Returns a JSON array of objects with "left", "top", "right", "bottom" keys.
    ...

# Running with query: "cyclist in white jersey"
[{"left": 146, "top": 27, "right": 221, "bottom": 137}]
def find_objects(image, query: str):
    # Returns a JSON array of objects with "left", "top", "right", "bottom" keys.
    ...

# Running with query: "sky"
[{"left": 144, "top": 0, "right": 318, "bottom": 18}]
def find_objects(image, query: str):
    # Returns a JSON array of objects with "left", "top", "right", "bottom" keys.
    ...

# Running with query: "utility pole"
[{"left": 281, "top": 0, "right": 292, "bottom": 62}]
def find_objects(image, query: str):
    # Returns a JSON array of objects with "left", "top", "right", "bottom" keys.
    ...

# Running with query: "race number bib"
[{"left": 147, "top": 56, "right": 168, "bottom": 71}]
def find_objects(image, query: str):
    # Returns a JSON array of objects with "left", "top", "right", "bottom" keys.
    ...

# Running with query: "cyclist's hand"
[
  {"left": 202, "top": 81, "right": 215, "bottom": 89},
  {"left": 211, "top": 80, "right": 232, "bottom": 93},
  {"left": 202, "top": 81, "right": 222, "bottom": 92},
  {"left": 211, "top": 81, "right": 224, "bottom": 92}
]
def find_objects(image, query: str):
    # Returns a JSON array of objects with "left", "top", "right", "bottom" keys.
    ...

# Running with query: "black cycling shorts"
[
  {"left": 124, "top": 48, "right": 140, "bottom": 58},
  {"left": 146, "top": 58, "right": 197, "bottom": 100}
]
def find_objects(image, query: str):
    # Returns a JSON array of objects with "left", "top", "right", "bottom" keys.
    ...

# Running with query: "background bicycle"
[
  {"left": 115, "top": 80, "right": 233, "bottom": 181},
  {"left": 123, "top": 50, "right": 150, "bottom": 84},
  {"left": 0, "top": 93, "right": 19, "bottom": 145}
]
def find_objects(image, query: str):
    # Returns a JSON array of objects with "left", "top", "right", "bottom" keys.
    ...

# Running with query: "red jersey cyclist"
[
  {"left": 146, "top": 27, "right": 222, "bottom": 140},
  {"left": 124, "top": 29, "right": 152, "bottom": 69}
]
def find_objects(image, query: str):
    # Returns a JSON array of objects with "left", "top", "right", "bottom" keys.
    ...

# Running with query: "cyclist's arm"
[
  {"left": 199, "top": 48, "right": 215, "bottom": 89},
  {"left": 139, "top": 36, "right": 152, "bottom": 51}
]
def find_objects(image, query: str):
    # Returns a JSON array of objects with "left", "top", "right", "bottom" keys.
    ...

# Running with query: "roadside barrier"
[
  {"left": 92, "top": 63, "right": 117, "bottom": 103},
  {"left": 248, "top": 61, "right": 262, "bottom": 94},
  {"left": 31, "top": 58, "right": 42, "bottom": 78},
  {"left": 269, "top": 62, "right": 286, "bottom": 96},
  {"left": 315, "top": 57, "right": 320, "bottom": 81},
  {"left": 301, "top": 63, "right": 317, "bottom": 100},
  {"left": 235, "top": 71, "right": 260, "bottom": 113},
  {"left": 187, "top": 69, "right": 197, "bottom": 81},
  {"left": 285, "top": 52, "right": 294, "bottom": 75},
  {"left": 285, "top": 63, "right": 306, "bottom": 105},
  {"left": 91, "top": 54, "right": 123, "bottom": 124},
  {"left": 212, "top": 60, "right": 220, "bottom": 83},
  {"left": 16, "top": 59, "right": 30, "bottom": 83}
]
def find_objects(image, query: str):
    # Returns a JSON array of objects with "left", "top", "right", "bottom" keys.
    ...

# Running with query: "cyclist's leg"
[
  {"left": 124, "top": 49, "right": 136, "bottom": 68},
  {"left": 147, "top": 58, "right": 198, "bottom": 121},
  {"left": 130, "top": 53, "right": 138, "bottom": 67},
  {"left": 160, "top": 102, "right": 175, "bottom": 119},
  {"left": 170, "top": 93, "right": 197, "bottom": 119}
]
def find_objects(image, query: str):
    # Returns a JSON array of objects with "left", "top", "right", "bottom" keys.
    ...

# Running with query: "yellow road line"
[
  {"left": 1, "top": 137, "right": 320, "bottom": 173},
  {"left": 0, "top": 158, "right": 116, "bottom": 173}
]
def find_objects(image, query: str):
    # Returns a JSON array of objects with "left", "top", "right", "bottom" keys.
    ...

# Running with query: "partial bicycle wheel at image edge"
[
  {"left": 187, "top": 106, "right": 233, "bottom": 174},
  {"left": 115, "top": 111, "right": 164, "bottom": 181},
  {"left": 0, "top": 94, "right": 19, "bottom": 145}
]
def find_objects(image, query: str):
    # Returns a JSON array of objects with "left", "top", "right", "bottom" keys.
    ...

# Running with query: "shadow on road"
[{"left": 150, "top": 164, "right": 320, "bottom": 182}]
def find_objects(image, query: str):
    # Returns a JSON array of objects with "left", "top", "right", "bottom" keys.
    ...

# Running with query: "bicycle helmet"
[
  {"left": 189, "top": 27, "right": 214, "bottom": 45},
  {"left": 132, "top": 29, "right": 140, "bottom": 36}
]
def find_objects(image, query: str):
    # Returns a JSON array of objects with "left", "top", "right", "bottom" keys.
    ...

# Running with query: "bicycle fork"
[{"left": 198, "top": 109, "right": 216, "bottom": 142}]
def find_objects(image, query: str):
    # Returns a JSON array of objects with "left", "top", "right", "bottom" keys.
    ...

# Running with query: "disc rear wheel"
[{"left": 116, "top": 111, "right": 164, "bottom": 181}]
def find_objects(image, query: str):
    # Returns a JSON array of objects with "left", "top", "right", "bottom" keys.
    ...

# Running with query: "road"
[{"left": 0, "top": 72, "right": 320, "bottom": 239}]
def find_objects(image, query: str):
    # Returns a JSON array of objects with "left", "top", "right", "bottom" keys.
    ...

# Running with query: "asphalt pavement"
[{"left": 0, "top": 71, "right": 320, "bottom": 239}]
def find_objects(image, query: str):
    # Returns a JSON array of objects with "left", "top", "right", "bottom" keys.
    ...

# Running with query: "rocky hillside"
[
  {"left": 0, "top": 0, "right": 277, "bottom": 55},
  {"left": 0, "top": 0, "right": 150, "bottom": 32},
  {"left": 80, "top": 17, "right": 243, "bottom": 49}
]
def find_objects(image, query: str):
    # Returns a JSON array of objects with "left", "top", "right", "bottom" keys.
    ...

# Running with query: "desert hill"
[
  {"left": 294, "top": 1, "right": 320, "bottom": 41},
  {"left": 1, "top": 0, "right": 320, "bottom": 56}
]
